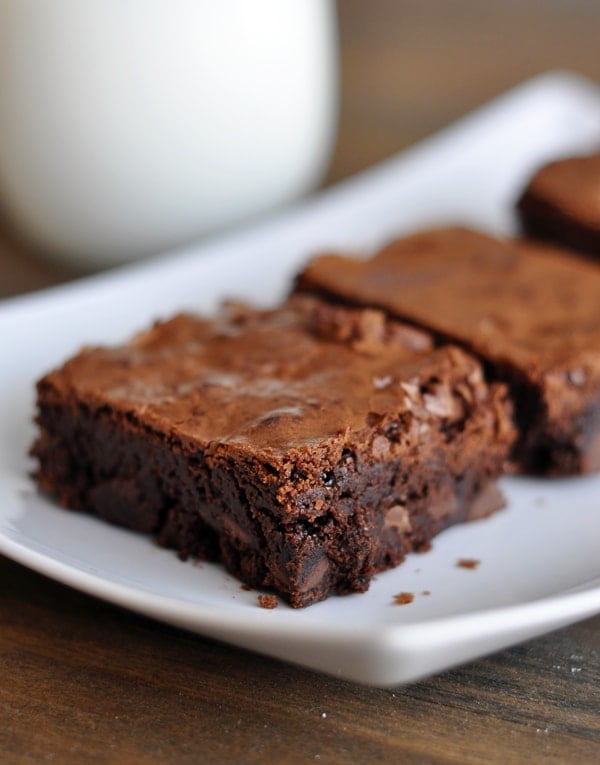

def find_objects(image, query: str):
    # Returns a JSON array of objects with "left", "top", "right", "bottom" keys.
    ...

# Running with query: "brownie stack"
[{"left": 33, "top": 154, "right": 600, "bottom": 607}]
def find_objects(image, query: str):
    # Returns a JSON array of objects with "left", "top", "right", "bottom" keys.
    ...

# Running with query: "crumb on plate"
[
  {"left": 457, "top": 558, "right": 480, "bottom": 570},
  {"left": 258, "top": 594, "right": 278, "bottom": 609},
  {"left": 393, "top": 592, "right": 414, "bottom": 605}
]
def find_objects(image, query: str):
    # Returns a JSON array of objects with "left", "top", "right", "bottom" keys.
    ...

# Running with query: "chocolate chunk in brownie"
[
  {"left": 517, "top": 151, "right": 600, "bottom": 256},
  {"left": 296, "top": 227, "right": 600, "bottom": 475},
  {"left": 32, "top": 295, "right": 514, "bottom": 607}
]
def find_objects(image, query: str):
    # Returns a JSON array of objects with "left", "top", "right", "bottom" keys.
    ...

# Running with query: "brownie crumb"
[
  {"left": 457, "top": 558, "right": 480, "bottom": 570},
  {"left": 422, "top": 590, "right": 431, "bottom": 596},
  {"left": 240, "top": 583, "right": 252, "bottom": 591},
  {"left": 393, "top": 592, "right": 414, "bottom": 605},
  {"left": 258, "top": 594, "right": 278, "bottom": 609}
]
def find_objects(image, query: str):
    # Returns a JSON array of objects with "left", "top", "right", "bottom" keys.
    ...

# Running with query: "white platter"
[{"left": 1, "top": 71, "right": 600, "bottom": 687}]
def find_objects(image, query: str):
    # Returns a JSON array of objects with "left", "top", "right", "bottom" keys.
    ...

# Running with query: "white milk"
[{"left": 0, "top": 0, "right": 337, "bottom": 268}]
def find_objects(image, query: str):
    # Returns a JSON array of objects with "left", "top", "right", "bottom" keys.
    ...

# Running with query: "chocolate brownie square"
[
  {"left": 32, "top": 296, "right": 514, "bottom": 607},
  {"left": 296, "top": 227, "right": 600, "bottom": 475},
  {"left": 517, "top": 151, "right": 600, "bottom": 256}
]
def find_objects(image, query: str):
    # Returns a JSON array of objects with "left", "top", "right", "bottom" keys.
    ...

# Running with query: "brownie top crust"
[
  {"left": 34, "top": 296, "right": 515, "bottom": 606},
  {"left": 518, "top": 152, "right": 600, "bottom": 231},
  {"left": 296, "top": 227, "right": 600, "bottom": 381},
  {"left": 42, "top": 297, "right": 501, "bottom": 461}
]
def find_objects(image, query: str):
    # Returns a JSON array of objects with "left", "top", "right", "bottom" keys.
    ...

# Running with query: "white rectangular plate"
[{"left": 2, "top": 72, "right": 600, "bottom": 687}]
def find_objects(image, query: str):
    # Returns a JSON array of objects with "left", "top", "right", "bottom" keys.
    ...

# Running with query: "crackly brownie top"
[
  {"left": 519, "top": 152, "right": 600, "bottom": 230},
  {"left": 41, "top": 296, "right": 499, "bottom": 456},
  {"left": 296, "top": 227, "right": 600, "bottom": 385}
]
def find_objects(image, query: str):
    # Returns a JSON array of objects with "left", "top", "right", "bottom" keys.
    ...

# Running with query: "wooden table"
[{"left": 1, "top": 3, "right": 599, "bottom": 762}]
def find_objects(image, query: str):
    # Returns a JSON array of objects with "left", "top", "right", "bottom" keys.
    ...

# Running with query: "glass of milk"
[{"left": 0, "top": 0, "right": 337, "bottom": 269}]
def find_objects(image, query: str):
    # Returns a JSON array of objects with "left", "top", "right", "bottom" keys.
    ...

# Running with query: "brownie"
[
  {"left": 517, "top": 151, "right": 600, "bottom": 256},
  {"left": 296, "top": 227, "right": 600, "bottom": 476},
  {"left": 32, "top": 296, "right": 514, "bottom": 607}
]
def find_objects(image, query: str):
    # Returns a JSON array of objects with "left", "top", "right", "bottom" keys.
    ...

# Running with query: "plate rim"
[{"left": 1, "top": 524, "right": 599, "bottom": 686}]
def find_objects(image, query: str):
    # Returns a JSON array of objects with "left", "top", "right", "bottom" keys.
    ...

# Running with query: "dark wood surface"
[{"left": 2, "top": 2, "right": 600, "bottom": 762}]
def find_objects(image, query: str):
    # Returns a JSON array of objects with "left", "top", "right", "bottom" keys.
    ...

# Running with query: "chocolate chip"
[{"left": 321, "top": 470, "right": 335, "bottom": 487}]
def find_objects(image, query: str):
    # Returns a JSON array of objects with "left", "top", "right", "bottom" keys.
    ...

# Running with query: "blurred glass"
[{"left": 0, "top": 0, "right": 338, "bottom": 269}]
